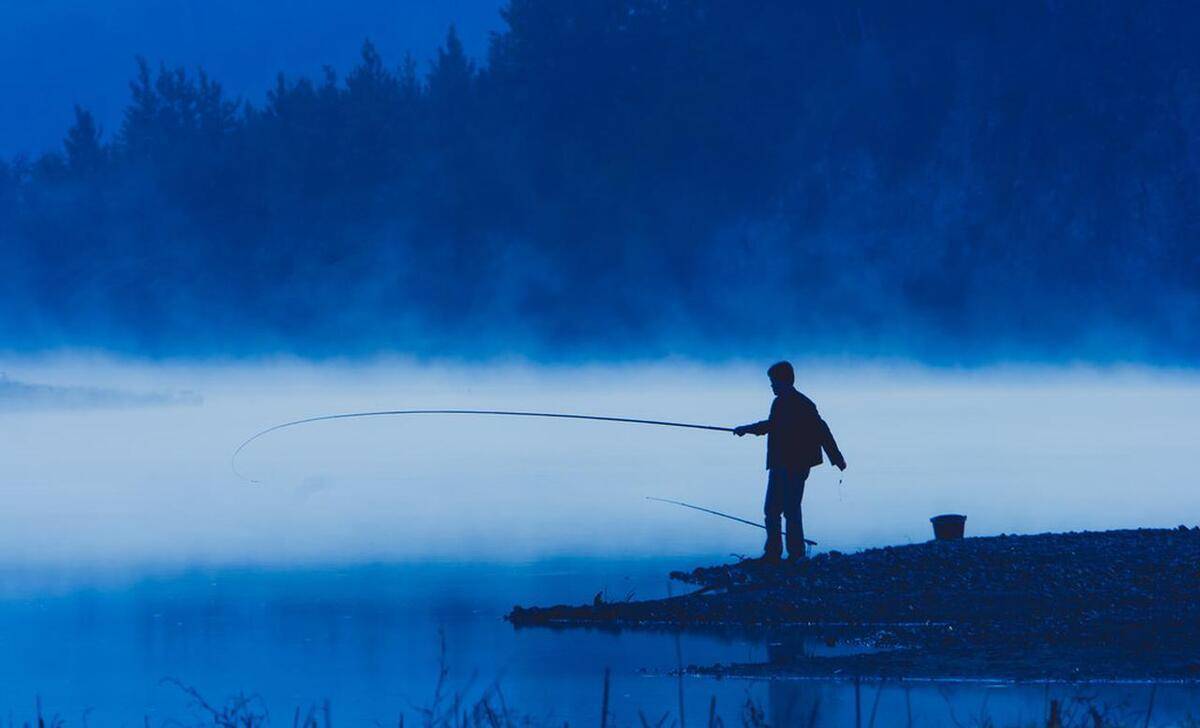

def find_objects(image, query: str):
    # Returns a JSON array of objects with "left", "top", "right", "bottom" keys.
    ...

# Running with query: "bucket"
[{"left": 930, "top": 514, "right": 967, "bottom": 541}]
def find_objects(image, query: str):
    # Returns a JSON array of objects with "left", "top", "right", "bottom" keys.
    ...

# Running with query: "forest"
[{"left": 1, "top": 0, "right": 1197, "bottom": 361}]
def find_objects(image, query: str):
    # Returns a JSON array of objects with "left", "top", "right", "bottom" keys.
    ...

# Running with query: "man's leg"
[
  {"left": 783, "top": 468, "right": 810, "bottom": 560},
  {"left": 763, "top": 470, "right": 784, "bottom": 560}
]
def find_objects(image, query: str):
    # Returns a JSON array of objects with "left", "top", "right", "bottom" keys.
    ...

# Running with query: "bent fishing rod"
[{"left": 232, "top": 409, "right": 734, "bottom": 482}]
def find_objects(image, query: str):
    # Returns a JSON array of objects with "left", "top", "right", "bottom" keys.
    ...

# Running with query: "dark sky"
[{"left": 0, "top": 0, "right": 505, "bottom": 158}]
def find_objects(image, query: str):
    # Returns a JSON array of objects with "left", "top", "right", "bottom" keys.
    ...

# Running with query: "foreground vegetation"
[{"left": 13, "top": 681, "right": 1199, "bottom": 728}]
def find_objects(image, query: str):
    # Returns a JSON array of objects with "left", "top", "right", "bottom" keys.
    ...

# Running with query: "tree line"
[{"left": 1, "top": 0, "right": 1197, "bottom": 360}]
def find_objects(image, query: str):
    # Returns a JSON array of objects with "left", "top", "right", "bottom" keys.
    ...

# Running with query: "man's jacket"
[{"left": 744, "top": 387, "right": 844, "bottom": 471}]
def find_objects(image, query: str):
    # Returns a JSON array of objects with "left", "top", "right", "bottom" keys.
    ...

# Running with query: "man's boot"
[
  {"left": 785, "top": 514, "right": 807, "bottom": 562},
  {"left": 762, "top": 530, "right": 783, "bottom": 563}
]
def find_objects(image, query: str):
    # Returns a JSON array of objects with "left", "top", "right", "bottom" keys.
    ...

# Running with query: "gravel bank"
[{"left": 509, "top": 528, "right": 1200, "bottom": 680}]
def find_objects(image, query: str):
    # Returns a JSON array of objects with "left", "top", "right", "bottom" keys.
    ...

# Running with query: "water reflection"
[
  {"left": 757, "top": 680, "right": 1194, "bottom": 727},
  {"left": 765, "top": 631, "right": 887, "bottom": 664},
  {"left": 1, "top": 562, "right": 1194, "bottom": 726}
]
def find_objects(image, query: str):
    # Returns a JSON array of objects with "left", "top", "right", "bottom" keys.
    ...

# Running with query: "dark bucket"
[{"left": 930, "top": 514, "right": 967, "bottom": 541}]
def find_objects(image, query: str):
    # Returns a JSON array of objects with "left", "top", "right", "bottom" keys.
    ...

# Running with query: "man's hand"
[
  {"left": 834, "top": 458, "right": 847, "bottom": 471},
  {"left": 732, "top": 425, "right": 749, "bottom": 437}
]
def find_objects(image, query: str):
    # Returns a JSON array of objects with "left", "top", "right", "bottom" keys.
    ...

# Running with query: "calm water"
[
  {"left": 2, "top": 359, "right": 1198, "bottom": 724},
  {"left": 1, "top": 561, "right": 1195, "bottom": 727}
]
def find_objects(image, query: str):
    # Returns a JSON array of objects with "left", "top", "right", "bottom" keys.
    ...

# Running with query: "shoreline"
[{"left": 510, "top": 527, "right": 1200, "bottom": 681}]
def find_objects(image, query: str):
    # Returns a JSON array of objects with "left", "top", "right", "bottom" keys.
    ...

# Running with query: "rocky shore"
[{"left": 509, "top": 528, "right": 1200, "bottom": 680}]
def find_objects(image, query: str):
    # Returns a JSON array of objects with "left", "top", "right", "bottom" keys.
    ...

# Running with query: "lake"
[
  {"left": 2, "top": 561, "right": 1196, "bottom": 726},
  {"left": 1, "top": 358, "right": 1197, "bottom": 724}
]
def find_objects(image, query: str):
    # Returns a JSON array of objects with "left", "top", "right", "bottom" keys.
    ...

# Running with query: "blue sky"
[{"left": 0, "top": 0, "right": 504, "bottom": 157}]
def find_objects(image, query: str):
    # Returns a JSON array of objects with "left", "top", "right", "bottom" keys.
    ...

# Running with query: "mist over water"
[
  {"left": 2, "top": 356, "right": 1197, "bottom": 723},
  {"left": 3, "top": 0, "right": 1196, "bottom": 718},
  {"left": 1, "top": 356, "right": 1195, "bottom": 574}
]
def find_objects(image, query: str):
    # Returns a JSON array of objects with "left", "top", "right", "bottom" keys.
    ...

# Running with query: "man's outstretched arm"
[
  {"left": 733, "top": 419, "right": 770, "bottom": 437},
  {"left": 820, "top": 418, "right": 847, "bottom": 470},
  {"left": 734, "top": 399, "right": 778, "bottom": 436}
]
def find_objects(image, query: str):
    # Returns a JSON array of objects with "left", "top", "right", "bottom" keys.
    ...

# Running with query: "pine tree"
[
  {"left": 119, "top": 56, "right": 159, "bottom": 160},
  {"left": 64, "top": 105, "right": 105, "bottom": 175},
  {"left": 427, "top": 25, "right": 476, "bottom": 119},
  {"left": 398, "top": 53, "right": 421, "bottom": 106},
  {"left": 196, "top": 69, "right": 238, "bottom": 144}
]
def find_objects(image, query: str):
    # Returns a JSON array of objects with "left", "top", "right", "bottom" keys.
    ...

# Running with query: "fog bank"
[{"left": 0, "top": 357, "right": 1195, "bottom": 571}]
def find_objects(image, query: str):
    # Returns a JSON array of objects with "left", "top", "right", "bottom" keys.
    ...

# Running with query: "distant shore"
[{"left": 510, "top": 528, "right": 1200, "bottom": 681}]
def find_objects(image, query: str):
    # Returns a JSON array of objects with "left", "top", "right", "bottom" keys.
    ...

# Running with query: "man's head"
[{"left": 767, "top": 360, "right": 795, "bottom": 395}]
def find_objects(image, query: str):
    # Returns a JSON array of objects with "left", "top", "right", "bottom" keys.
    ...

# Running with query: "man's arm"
[
  {"left": 733, "top": 400, "right": 776, "bottom": 436},
  {"left": 733, "top": 419, "right": 770, "bottom": 437},
  {"left": 820, "top": 417, "right": 847, "bottom": 470}
]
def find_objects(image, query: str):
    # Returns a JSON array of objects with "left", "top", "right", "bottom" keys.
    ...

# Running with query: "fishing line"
[{"left": 232, "top": 409, "right": 734, "bottom": 483}]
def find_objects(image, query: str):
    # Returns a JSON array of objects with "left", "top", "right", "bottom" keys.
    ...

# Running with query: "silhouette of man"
[{"left": 734, "top": 361, "right": 846, "bottom": 562}]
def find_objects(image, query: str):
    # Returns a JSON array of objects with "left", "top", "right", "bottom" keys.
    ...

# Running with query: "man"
[{"left": 734, "top": 361, "right": 846, "bottom": 562}]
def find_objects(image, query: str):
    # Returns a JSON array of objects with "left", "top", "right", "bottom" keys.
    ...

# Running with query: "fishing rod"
[
  {"left": 646, "top": 496, "right": 818, "bottom": 546},
  {"left": 232, "top": 409, "right": 734, "bottom": 482}
]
